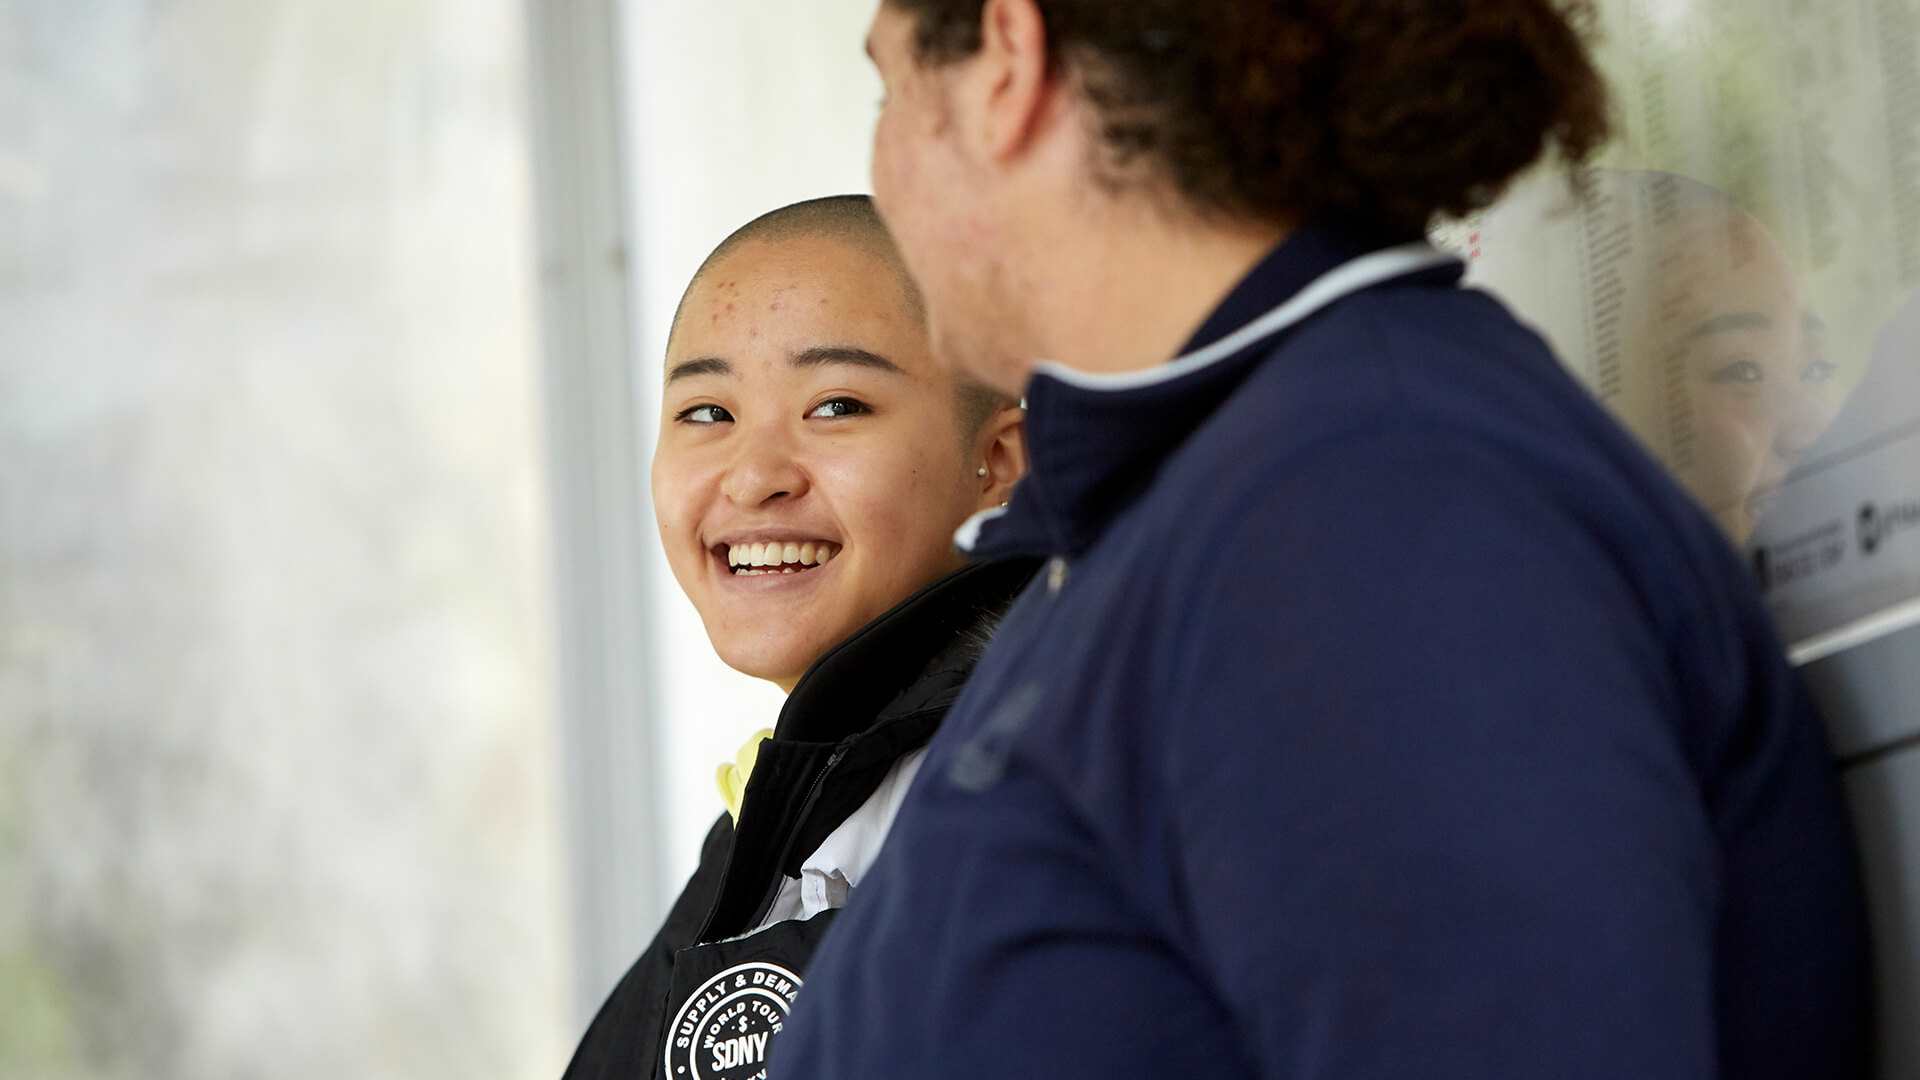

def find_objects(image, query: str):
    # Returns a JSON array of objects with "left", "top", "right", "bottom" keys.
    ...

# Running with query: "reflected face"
[
  {"left": 1657, "top": 212, "right": 1846, "bottom": 540},
  {"left": 866, "top": 3, "right": 1023, "bottom": 393},
  {"left": 652, "top": 235, "right": 991, "bottom": 689}
]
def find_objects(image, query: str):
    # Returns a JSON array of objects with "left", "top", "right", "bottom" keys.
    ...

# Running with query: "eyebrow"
[
  {"left": 1685, "top": 312, "right": 1772, "bottom": 340},
  {"left": 665, "top": 357, "right": 733, "bottom": 384},
  {"left": 666, "top": 347, "right": 906, "bottom": 386},
  {"left": 791, "top": 345, "right": 906, "bottom": 375}
]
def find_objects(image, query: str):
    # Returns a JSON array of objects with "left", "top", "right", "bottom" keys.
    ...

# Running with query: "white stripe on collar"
[
  {"left": 954, "top": 504, "right": 1008, "bottom": 554},
  {"left": 1031, "top": 242, "right": 1457, "bottom": 392},
  {"left": 951, "top": 242, "right": 1458, "bottom": 554}
]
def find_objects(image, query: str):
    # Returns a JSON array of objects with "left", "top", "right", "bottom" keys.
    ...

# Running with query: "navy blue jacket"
[{"left": 771, "top": 225, "right": 1869, "bottom": 1078}]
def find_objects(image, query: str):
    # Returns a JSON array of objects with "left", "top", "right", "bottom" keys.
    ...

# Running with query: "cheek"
[
  {"left": 1688, "top": 391, "right": 1773, "bottom": 469},
  {"left": 1789, "top": 385, "right": 1845, "bottom": 432},
  {"left": 1684, "top": 408, "right": 1770, "bottom": 499},
  {"left": 650, "top": 453, "right": 707, "bottom": 549},
  {"left": 873, "top": 100, "right": 947, "bottom": 231},
  {"left": 871, "top": 113, "right": 907, "bottom": 206},
  {"left": 1690, "top": 385, "right": 1767, "bottom": 429},
  {"left": 648, "top": 458, "right": 675, "bottom": 530},
  {"left": 825, "top": 447, "right": 966, "bottom": 551}
]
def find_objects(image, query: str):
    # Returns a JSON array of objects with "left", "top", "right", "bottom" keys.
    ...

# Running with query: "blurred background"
[{"left": 0, "top": 1, "right": 1914, "bottom": 1077}]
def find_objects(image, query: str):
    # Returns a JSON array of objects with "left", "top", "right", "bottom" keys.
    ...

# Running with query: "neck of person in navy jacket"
[{"left": 770, "top": 3, "right": 1870, "bottom": 1079}]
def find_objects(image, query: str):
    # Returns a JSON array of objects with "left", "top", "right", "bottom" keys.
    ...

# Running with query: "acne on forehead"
[
  {"left": 665, "top": 234, "right": 931, "bottom": 383},
  {"left": 695, "top": 286, "right": 914, "bottom": 342}
]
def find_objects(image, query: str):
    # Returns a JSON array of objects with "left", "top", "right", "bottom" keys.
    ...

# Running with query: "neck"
[{"left": 1013, "top": 199, "right": 1287, "bottom": 380}]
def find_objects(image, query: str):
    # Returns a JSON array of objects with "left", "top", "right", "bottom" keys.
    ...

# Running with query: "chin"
[{"left": 714, "top": 635, "right": 820, "bottom": 689}]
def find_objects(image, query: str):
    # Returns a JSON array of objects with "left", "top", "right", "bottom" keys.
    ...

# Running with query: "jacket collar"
[
  {"left": 957, "top": 223, "right": 1462, "bottom": 559},
  {"left": 771, "top": 556, "right": 1040, "bottom": 745}
]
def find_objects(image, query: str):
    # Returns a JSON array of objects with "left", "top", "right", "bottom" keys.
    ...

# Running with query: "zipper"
[
  {"left": 744, "top": 737, "right": 856, "bottom": 929},
  {"left": 690, "top": 740, "right": 850, "bottom": 943}
]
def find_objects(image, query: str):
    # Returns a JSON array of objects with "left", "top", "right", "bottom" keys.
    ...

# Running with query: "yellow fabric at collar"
[{"left": 716, "top": 728, "right": 774, "bottom": 824}]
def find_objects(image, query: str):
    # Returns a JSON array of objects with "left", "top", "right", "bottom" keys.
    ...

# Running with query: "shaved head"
[
  {"left": 669, "top": 194, "right": 1014, "bottom": 435},
  {"left": 671, "top": 195, "right": 924, "bottom": 340}
]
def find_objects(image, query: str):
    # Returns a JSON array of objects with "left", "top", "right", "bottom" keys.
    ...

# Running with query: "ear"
[
  {"left": 973, "top": 403, "right": 1028, "bottom": 511},
  {"left": 971, "top": 0, "right": 1054, "bottom": 163}
]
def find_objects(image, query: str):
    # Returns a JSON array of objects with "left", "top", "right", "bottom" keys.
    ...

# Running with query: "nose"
[
  {"left": 1774, "top": 388, "right": 1834, "bottom": 461},
  {"left": 721, "top": 441, "right": 809, "bottom": 507}
]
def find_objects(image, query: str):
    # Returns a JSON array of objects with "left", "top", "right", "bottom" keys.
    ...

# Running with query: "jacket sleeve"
[
  {"left": 1162, "top": 435, "right": 1720, "bottom": 1078},
  {"left": 562, "top": 812, "right": 734, "bottom": 1080}
]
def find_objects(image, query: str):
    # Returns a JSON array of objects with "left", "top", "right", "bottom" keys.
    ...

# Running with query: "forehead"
[
  {"left": 866, "top": 2, "right": 914, "bottom": 60},
  {"left": 668, "top": 234, "right": 938, "bottom": 376},
  {"left": 1657, "top": 208, "right": 1791, "bottom": 275},
  {"left": 681, "top": 235, "right": 914, "bottom": 324},
  {"left": 1656, "top": 212, "right": 1800, "bottom": 311}
]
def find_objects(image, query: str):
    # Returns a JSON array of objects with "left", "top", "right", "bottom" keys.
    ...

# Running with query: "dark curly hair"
[{"left": 889, "top": 0, "right": 1611, "bottom": 235}]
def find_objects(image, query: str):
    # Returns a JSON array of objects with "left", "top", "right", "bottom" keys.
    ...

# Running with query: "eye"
[
  {"left": 1801, "top": 358, "right": 1838, "bottom": 384},
  {"left": 807, "top": 397, "right": 872, "bottom": 420},
  {"left": 1708, "top": 359, "right": 1765, "bottom": 386},
  {"left": 676, "top": 404, "right": 733, "bottom": 424}
]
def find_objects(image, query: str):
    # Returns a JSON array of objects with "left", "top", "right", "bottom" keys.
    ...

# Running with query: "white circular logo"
[{"left": 663, "top": 961, "right": 802, "bottom": 1080}]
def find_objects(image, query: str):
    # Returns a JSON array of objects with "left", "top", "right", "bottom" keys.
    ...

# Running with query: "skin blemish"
[{"left": 770, "top": 300, "right": 784, "bottom": 312}]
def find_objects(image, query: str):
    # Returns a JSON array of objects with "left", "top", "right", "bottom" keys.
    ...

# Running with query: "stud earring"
[{"left": 976, "top": 466, "right": 989, "bottom": 478}]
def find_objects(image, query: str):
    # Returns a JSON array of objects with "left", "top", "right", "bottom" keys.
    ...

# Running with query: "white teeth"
[{"left": 724, "top": 539, "right": 839, "bottom": 573}]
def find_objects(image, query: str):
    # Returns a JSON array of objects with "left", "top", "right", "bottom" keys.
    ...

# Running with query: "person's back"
[
  {"left": 777, "top": 224, "right": 1865, "bottom": 1078},
  {"left": 771, "top": 1, "right": 1868, "bottom": 1076},
  {"left": 1182, "top": 257, "right": 1864, "bottom": 1077}
]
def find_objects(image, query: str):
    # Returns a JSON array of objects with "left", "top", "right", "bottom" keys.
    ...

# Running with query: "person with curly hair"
[{"left": 769, "top": 3, "right": 1870, "bottom": 1078}]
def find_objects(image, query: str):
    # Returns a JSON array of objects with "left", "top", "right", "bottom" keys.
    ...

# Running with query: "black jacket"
[{"left": 561, "top": 557, "right": 1038, "bottom": 1080}]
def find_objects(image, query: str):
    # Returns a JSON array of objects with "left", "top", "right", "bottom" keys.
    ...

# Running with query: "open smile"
[{"left": 716, "top": 539, "right": 842, "bottom": 577}]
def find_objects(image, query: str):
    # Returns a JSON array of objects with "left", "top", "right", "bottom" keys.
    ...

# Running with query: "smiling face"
[
  {"left": 652, "top": 232, "right": 1015, "bottom": 689},
  {"left": 1654, "top": 210, "right": 1847, "bottom": 540}
]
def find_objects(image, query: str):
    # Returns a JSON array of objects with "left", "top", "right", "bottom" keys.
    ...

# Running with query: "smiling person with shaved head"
[{"left": 560, "top": 195, "right": 1030, "bottom": 1080}]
